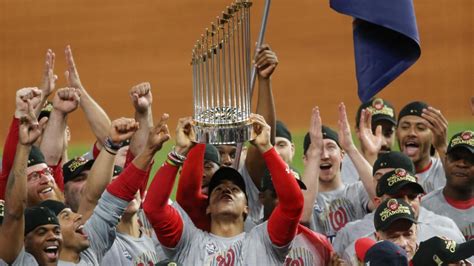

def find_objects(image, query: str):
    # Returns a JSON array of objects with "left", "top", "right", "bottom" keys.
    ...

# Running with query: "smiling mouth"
[
  {"left": 75, "top": 225, "right": 88, "bottom": 238},
  {"left": 320, "top": 163, "right": 332, "bottom": 170},
  {"left": 404, "top": 141, "right": 419, "bottom": 156},
  {"left": 44, "top": 246, "right": 59, "bottom": 260}
]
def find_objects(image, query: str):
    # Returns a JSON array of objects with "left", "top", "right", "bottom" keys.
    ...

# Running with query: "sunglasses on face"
[{"left": 27, "top": 167, "right": 53, "bottom": 182}]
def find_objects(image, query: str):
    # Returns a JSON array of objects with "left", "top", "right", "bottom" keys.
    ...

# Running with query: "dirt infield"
[{"left": 0, "top": 0, "right": 472, "bottom": 143}]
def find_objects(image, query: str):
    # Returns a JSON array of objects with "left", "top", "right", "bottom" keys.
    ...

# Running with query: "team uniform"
[
  {"left": 311, "top": 181, "right": 370, "bottom": 242},
  {"left": 284, "top": 225, "right": 334, "bottom": 265},
  {"left": 416, "top": 157, "right": 446, "bottom": 193},
  {"left": 341, "top": 207, "right": 466, "bottom": 265},
  {"left": 0, "top": 248, "right": 38, "bottom": 266},
  {"left": 340, "top": 156, "right": 361, "bottom": 184},
  {"left": 58, "top": 191, "right": 128, "bottom": 265},
  {"left": 239, "top": 165, "right": 264, "bottom": 224},
  {"left": 422, "top": 188, "right": 474, "bottom": 240}
]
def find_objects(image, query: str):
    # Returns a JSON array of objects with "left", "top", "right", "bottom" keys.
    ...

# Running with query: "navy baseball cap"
[
  {"left": 374, "top": 198, "right": 417, "bottom": 231},
  {"left": 356, "top": 98, "right": 396, "bottom": 128},
  {"left": 303, "top": 125, "right": 340, "bottom": 155},
  {"left": 447, "top": 130, "right": 474, "bottom": 154},
  {"left": 376, "top": 168, "right": 424, "bottom": 197},
  {"left": 365, "top": 240, "right": 408, "bottom": 265},
  {"left": 208, "top": 167, "right": 247, "bottom": 198},
  {"left": 411, "top": 236, "right": 474, "bottom": 266},
  {"left": 372, "top": 151, "right": 415, "bottom": 176}
]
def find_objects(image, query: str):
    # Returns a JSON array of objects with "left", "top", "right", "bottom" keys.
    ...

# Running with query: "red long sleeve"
[
  {"left": 49, "top": 159, "right": 64, "bottom": 191},
  {"left": 143, "top": 162, "right": 183, "bottom": 248},
  {"left": 124, "top": 149, "right": 153, "bottom": 198},
  {"left": 106, "top": 162, "right": 147, "bottom": 201},
  {"left": 0, "top": 117, "right": 20, "bottom": 200},
  {"left": 176, "top": 144, "right": 210, "bottom": 231},
  {"left": 264, "top": 148, "right": 304, "bottom": 246}
]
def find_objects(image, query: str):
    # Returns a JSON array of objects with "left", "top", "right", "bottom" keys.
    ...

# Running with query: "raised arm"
[
  {"left": 176, "top": 143, "right": 210, "bottom": 231},
  {"left": 250, "top": 114, "right": 303, "bottom": 246},
  {"left": 65, "top": 45, "right": 111, "bottom": 145},
  {"left": 35, "top": 49, "right": 58, "bottom": 117},
  {"left": 143, "top": 116, "right": 195, "bottom": 248},
  {"left": 301, "top": 107, "right": 323, "bottom": 225},
  {"left": 129, "top": 82, "right": 154, "bottom": 156},
  {"left": 1, "top": 88, "right": 42, "bottom": 200},
  {"left": 245, "top": 44, "right": 277, "bottom": 187},
  {"left": 40, "top": 87, "right": 80, "bottom": 166},
  {"left": 0, "top": 100, "right": 46, "bottom": 263},
  {"left": 338, "top": 103, "right": 376, "bottom": 211},
  {"left": 78, "top": 118, "right": 139, "bottom": 221}
]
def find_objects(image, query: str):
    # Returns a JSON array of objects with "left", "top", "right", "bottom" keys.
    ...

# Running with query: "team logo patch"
[
  {"left": 372, "top": 98, "right": 384, "bottom": 110},
  {"left": 395, "top": 168, "right": 407, "bottom": 177},
  {"left": 387, "top": 199, "right": 399, "bottom": 211},
  {"left": 206, "top": 242, "right": 219, "bottom": 256},
  {"left": 461, "top": 131, "right": 472, "bottom": 141}
]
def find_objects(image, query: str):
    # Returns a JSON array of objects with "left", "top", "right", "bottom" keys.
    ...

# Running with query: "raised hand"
[
  {"left": 52, "top": 87, "right": 81, "bottom": 114},
  {"left": 146, "top": 113, "right": 171, "bottom": 152},
  {"left": 19, "top": 101, "right": 48, "bottom": 146},
  {"left": 308, "top": 107, "right": 323, "bottom": 156},
  {"left": 255, "top": 44, "right": 278, "bottom": 79},
  {"left": 109, "top": 118, "right": 139, "bottom": 145},
  {"left": 337, "top": 102, "right": 357, "bottom": 152},
  {"left": 421, "top": 106, "right": 448, "bottom": 152},
  {"left": 357, "top": 108, "right": 384, "bottom": 155},
  {"left": 15, "top": 87, "right": 42, "bottom": 118},
  {"left": 174, "top": 116, "right": 195, "bottom": 155},
  {"left": 130, "top": 82, "right": 153, "bottom": 113},
  {"left": 39, "top": 49, "right": 58, "bottom": 99},
  {"left": 64, "top": 45, "right": 84, "bottom": 90},
  {"left": 249, "top": 113, "right": 272, "bottom": 153}
]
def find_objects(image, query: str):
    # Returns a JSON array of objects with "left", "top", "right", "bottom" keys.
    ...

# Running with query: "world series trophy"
[{"left": 191, "top": 0, "right": 271, "bottom": 145}]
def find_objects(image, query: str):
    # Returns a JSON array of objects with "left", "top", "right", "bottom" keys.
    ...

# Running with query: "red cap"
[{"left": 355, "top": 237, "right": 377, "bottom": 262}]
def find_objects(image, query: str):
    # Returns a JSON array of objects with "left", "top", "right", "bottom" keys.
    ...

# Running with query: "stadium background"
[{"left": 1, "top": 0, "right": 472, "bottom": 175}]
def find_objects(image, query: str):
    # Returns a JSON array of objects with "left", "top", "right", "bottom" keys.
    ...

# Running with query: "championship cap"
[
  {"left": 397, "top": 101, "right": 428, "bottom": 123},
  {"left": 447, "top": 130, "right": 474, "bottom": 154},
  {"left": 261, "top": 166, "right": 307, "bottom": 192},
  {"left": 373, "top": 152, "right": 415, "bottom": 176},
  {"left": 365, "top": 240, "right": 408, "bottom": 265},
  {"left": 63, "top": 157, "right": 94, "bottom": 184},
  {"left": 376, "top": 168, "right": 424, "bottom": 197},
  {"left": 204, "top": 144, "right": 221, "bottom": 166},
  {"left": 276, "top": 120, "right": 292, "bottom": 142},
  {"left": 24, "top": 206, "right": 59, "bottom": 235},
  {"left": 374, "top": 198, "right": 417, "bottom": 231},
  {"left": 411, "top": 236, "right": 474, "bottom": 266},
  {"left": 28, "top": 145, "right": 46, "bottom": 167},
  {"left": 355, "top": 98, "right": 396, "bottom": 128},
  {"left": 303, "top": 125, "right": 340, "bottom": 155},
  {"left": 208, "top": 167, "right": 247, "bottom": 197}
]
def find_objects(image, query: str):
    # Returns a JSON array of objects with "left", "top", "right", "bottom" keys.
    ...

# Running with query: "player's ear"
[{"left": 374, "top": 231, "right": 382, "bottom": 241}]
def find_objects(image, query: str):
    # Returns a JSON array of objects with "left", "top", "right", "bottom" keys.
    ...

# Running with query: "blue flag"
[{"left": 330, "top": 0, "right": 421, "bottom": 102}]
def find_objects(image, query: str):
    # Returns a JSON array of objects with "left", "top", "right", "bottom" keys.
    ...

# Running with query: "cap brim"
[
  {"left": 387, "top": 181, "right": 425, "bottom": 196},
  {"left": 450, "top": 240, "right": 474, "bottom": 262},
  {"left": 208, "top": 167, "right": 246, "bottom": 196},
  {"left": 372, "top": 115, "right": 397, "bottom": 126},
  {"left": 64, "top": 160, "right": 94, "bottom": 183},
  {"left": 447, "top": 144, "right": 474, "bottom": 155},
  {"left": 378, "top": 215, "right": 417, "bottom": 232}
]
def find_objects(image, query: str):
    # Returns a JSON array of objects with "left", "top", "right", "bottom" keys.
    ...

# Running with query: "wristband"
[{"left": 104, "top": 137, "right": 123, "bottom": 152}]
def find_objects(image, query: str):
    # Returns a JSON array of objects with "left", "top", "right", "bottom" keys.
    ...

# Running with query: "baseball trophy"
[{"left": 191, "top": 0, "right": 271, "bottom": 145}]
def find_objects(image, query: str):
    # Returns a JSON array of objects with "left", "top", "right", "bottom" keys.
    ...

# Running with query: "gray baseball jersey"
[
  {"left": 422, "top": 188, "right": 474, "bottom": 240},
  {"left": 284, "top": 227, "right": 333, "bottom": 265},
  {"left": 311, "top": 181, "right": 370, "bottom": 243},
  {"left": 0, "top": 248, "right": 38, "bottom": 266},
  {"left": 340, "top": 156, "right": 362, "bottom": 184},
  {"left": 417, "top": 157, "right": 445, "bottom": 193},
  {"left": 59, "top": 191, "right": 128, "bottom": 266},
  {"left": 342, "top": 207, "right": 466, "bottom": 265},
  {"left": 101, "top": 231, "right": 161, "bottom": 265},
  {"left": 161, "top": 203, "right": 292, "bottom": 265},
  {"left": 239, "top": 165, "right": 264, "bottom": 225},
  {"left": 332, "top": 212, "right": 375, "bottom": 255}
]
